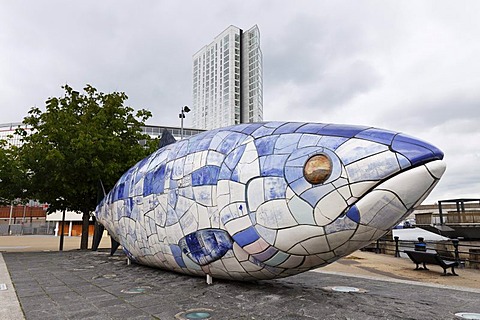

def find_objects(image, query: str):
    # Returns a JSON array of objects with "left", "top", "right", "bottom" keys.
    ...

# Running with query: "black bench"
[{"left": 404, "top": 250, "right": 459, "bottom": 276}]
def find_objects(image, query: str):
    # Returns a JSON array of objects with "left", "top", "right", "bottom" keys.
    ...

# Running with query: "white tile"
[
  {"left": 208, "top": 207, "right": 220, "bottom": 229},
  {"left": 171, "top": 157, "right": 186, "bottom": 180},
  {"left": 179, "top": 207, "right": 199, "bottom": 236},
  {"left": 336, "top": 138, "right": 388, "bottom": 165},
  {"left": 287, "top": 196, "right": 315, "bottom": 225},
  {"left": 285, "top": 186, "right": 295, "bottom": 200},
  {"left": 146, "top": 149, "right": 168, "bottom": 171},
  {"left": 232, "top": 242, "right": 250, "bottom": 262},
  {"left": 264, "top": 251, "right": 289, "bottom": 267},
  {"left": 325, "top": 229, "right": 355, "bottom": 250},
  {"left": 222, "top": 257, "right": 247, "bottom": 273},
  {"left": 193, "top": 185, "right": 214, "bottom": 206},
  {"left": 243, "top": 237, "right": 270, "bottom": 254},
  {"left": 332, "top": 177, "right": 348, "bottom": 189},
  {"left": 196, "top": 204, "right": 211, "bottom": 229},
  {"left": 176, "top": 195, "right": 195, "bottom": 217},
  {"left": 298, "top": 134, "right": 321, "bottom": 148},
  {"left": 254, "top": 224, "right": 277, "bottom": 245},
  {"left": 300, "top": 254, "right": 327, "bottom": 268},
  {"left": 274, "top": 225, "right": 324, "bottom": 252},
  {"left": 206, "top": 150, "right": 224, "bottom": 167},
  {"left": 240, "top": 260, "right": 263, "bottom": 272},
  {"left": 193, "top": 151, "right": 207, "bottom": 171},
  {"left": 277, "top": 254, "right": 304, "bottom": 269},
  {"left": 247, "top": 178, "right": 265, "bottom": 212},
  {"left": 379, "top": 164, "right": 435, "bottom": 208},
  {"left": 216, "top": 180, "right": 230, "bottom": 211},
  {"left": 229, "top": 181, "right": 247, "bottom": 204},
  {"left": 314, "top": 190, "right": 347, "bottom": 225},
  {"left": 426, "top": 160, "right": 446, "bottom": 179},
  {"left": 183, "top": 154, "right": 195, "bottom": 176},
  {"left": 346, "top": 151, "right": 400, "bottom": 183},
  {"left": 224, "top": 215, "right": 253, "bottom": 235},
  {"left": 256, "top": 199, "right": 297, "bottom": 229},
  {"left": 356, "top": 190, "right": 406, "bottom": 230},
  {"left": 349, "top": 181, "right": 377, "bottom": 198},
  {"left": 182, "top": 253, "right": 203, "bottom": 271},
  {"left": 240, "top": 136, "right": 254, "bottom": 145},
  {"left": 283, "top": 243, "right": 306, "bottom": 256},
  {"left": 315, "top": 251, "right": 336, "bottom": 262},
  {"left": 337, "top": 185, "right": 352, "bottom": 201},
  {"left": 238, "top": 141, "right": 260, "bottom": 183},
  {"left": 219, "top": 203, "right": 246, "bottom": 226},
  {"left": 165, "top": 222, "right": 184, "bottom": 244},
  {"left": 209, "top": 131, "right": 230, "bottom": 150}
]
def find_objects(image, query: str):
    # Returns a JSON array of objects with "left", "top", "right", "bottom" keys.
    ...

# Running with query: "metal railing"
[
  {"left": 0, "top": 222, "right": 55, "bottom": 236},
  {"left": 416, "top": 211, "right": 480, "bottom": 225},
  {"left": 365, "top": 237, "right": 480, "bottom": 269}
]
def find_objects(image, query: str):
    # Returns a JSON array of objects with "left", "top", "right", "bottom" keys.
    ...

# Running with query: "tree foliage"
[
  {"left": 19, "top": 84, "right": 154, "bottom": 249},
  {"left": 0, "top": 141, "right": 28, "bottom": 206}
]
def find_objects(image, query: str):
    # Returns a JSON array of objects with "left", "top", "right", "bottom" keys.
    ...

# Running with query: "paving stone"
[{"left": 4, "top": 250, "right": 480, "bottom": 320}]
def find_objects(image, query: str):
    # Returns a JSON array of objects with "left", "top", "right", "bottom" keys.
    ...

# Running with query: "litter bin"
[{"left": 414, "top": 237, "right": 427, "bottom": 251}]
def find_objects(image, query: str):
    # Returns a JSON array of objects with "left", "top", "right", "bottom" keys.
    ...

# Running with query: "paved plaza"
[{"left": 1, "top": 248, "right": 480, "bottom": 320}]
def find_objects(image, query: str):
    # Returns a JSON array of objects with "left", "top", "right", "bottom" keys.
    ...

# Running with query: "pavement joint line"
[
  {"left": 0, "top": 253, "right": 25, "bottom": 320},
  {"left": 314, "top": 269, "right": 480, "bottom": 294}
]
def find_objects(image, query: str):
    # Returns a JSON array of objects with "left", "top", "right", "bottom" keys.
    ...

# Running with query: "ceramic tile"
[{"left": 95, "top": 121, "right": 445, "bottom": 281}]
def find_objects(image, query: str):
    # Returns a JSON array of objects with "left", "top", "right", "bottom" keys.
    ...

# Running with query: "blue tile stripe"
[{"left": 232, "top": 226, "right": 260, "bottom": 247}]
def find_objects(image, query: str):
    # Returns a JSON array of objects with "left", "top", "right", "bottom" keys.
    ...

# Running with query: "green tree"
[
  {"left": 19, "top": 84, "right": 154, "bottom": 249},
  {"left": 0, "top": 141, "right": 28, "bottom": 206}
]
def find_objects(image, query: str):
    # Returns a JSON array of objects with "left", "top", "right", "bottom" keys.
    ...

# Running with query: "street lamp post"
[
  {"left": 56, "top": 197, "right": 66, "bottom": 251},
  {"left": 7, "top": 202, "right": 13, "bottom": 235},
  {"left": 179, "top": 106, "right": 190, "bottom": 139}
]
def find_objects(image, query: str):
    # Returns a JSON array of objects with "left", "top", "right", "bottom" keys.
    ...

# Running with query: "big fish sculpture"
[{"left": 95, "top": 122, "right": 445, "bottom": 281}]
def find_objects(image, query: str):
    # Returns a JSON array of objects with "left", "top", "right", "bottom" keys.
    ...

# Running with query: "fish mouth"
[{"left": 345, "top": 159, "right": 446, "bottom": 231}]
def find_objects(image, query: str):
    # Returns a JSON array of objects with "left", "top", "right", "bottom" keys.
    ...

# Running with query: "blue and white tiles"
[{"left": 96, "top": 122, "right": 446, "bottom": 280}]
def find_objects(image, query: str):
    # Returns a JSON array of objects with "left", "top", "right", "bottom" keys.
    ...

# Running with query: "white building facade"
[
  {"left": 192, "top": 25, "right": 263, "bottom": 130},
  {"left": 0, "top": 122, "right": 29, "bottom": 148}
]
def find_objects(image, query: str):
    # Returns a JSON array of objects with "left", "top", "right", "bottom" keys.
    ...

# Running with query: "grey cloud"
[
  {"left": 2, "top": 1, "right": 480, "bottom": 202},
  {"left": 265, "top": 15, "right": 329, "bottom": 84},
  {"left": 376, "top": 93, "right": 480, "bottom": 133},
  {"left": 307, "top": 60, "right": 383, "bottom": 109}
]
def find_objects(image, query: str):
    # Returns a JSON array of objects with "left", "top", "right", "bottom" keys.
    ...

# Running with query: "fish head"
[{"left": 222, "top": 123, "right": 445, "bottom": 261}]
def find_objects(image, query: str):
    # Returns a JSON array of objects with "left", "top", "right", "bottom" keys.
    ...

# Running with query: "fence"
[
  {"left": 415, "top": 211, "right": 480, "bottom": 225},
  {"left": 0, "top": 222, "right": 55, "bottom": 236},
  {"left": 365, "top": 236, "right": 480, "bottom": 269}
]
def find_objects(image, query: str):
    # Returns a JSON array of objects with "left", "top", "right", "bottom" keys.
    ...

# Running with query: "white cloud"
[{"left": 1, "top": 0, "right": 479, "bottom": 202}]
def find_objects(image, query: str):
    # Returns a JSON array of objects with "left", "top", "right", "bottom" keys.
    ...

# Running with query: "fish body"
[{"left": 95, "top": 122, "right": 445, "bottom": 280}]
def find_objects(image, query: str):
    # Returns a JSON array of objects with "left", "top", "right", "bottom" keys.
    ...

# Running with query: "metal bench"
[{"left": 404, "top": 250, "right": 459, "bottom": 276}]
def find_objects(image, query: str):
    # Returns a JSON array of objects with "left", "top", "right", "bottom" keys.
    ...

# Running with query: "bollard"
[
  {"left": 452, "top": 238, "right": 461, "bottom": 267},
  {"left": 394, "top": 236, "right": 400, "bottom": 257},
  {"left": 375, "top": 239, "right": 380, "bottom": 254},
  {"left": 206, "top": 274, "right": 213, "bottom": 285}
]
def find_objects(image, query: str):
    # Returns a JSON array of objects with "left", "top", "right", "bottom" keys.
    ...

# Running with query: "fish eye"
[{"left": 304, "top": 154, "right": 332, "bottom": 184}]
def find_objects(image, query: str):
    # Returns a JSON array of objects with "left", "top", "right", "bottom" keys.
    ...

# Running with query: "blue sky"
[{"left": 1, "top": 0, "right": 479, "bottom": 202}]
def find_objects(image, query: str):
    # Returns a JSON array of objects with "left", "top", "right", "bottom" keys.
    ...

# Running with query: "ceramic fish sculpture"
[{"left": 95, "top": 122, "right": 445, "bottom": 281}]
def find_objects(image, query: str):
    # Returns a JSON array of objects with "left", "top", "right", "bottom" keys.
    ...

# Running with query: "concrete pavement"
[
  {"left": 1, "top": 236, "right": 480, "bottom": 319},
  {"left": 1, "top": 249, "right": 480, "bottom": 319},
  {"left": 0, "top": 253, "right": 24, "bottom": 320}
]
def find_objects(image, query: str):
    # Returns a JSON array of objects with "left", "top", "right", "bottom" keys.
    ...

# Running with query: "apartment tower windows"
[{"left": 192, "top": 25, "right": 263, "bottom": 130}]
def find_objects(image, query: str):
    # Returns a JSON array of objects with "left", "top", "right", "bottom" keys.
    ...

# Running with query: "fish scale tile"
[{"left": 95, "top": 121, "right": 445, "bottom": 281}]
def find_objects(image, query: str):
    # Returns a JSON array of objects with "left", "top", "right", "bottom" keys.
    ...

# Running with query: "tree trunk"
[{"left": 80, "top": 209, "right": 90, "bottom": 250}]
